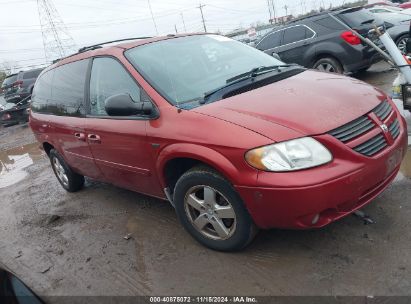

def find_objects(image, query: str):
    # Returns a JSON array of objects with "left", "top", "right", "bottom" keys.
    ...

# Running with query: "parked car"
[
  {"left": 29, "top": 34, "right": 407, "bottom": 251},
  {"left": 367, "top": 5, "right": 411, "bottom": 26},
  {"left": 368, "top": 4, "right": 411, "bottom": 14},
  {"left": 400, "top": 2, "right": 411, "bottom": 8},
  {"left": 0, "top": 95, "right": 31, "bottom": 127},
  {"left": 386, "top": 22, "right": 410, "bottom": 53},
  {"left": 255, "top": 7, "right": 383, "bottom": 74},
  {"left": 4, "top": 68, "right": 43, "bottom": 103}
]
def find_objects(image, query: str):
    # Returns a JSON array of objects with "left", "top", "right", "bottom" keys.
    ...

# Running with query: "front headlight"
[{"left": 245, "top": 137, "right": 332, "bottom": 172}]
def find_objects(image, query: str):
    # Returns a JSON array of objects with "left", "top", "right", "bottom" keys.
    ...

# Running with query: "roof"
[{"left": 45, "top": 33, "right": 203, "bottom": 72}]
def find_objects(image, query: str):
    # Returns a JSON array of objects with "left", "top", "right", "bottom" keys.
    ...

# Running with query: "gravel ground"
[{"left": 0, "top": 63, "right": 411, "bottom": 300}]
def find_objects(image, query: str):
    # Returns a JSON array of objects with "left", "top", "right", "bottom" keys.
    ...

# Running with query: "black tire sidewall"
[
  {"left": 49, "top": 149, "right": 84, "bottom": 192},
  {"left": 174, "top": 168, "right": 255, "bottom": 251}
]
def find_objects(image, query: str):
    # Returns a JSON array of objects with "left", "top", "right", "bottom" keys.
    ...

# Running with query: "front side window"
[
  {"left": 125, "top": 35, "right": 284, "bottom": 107},
  {"left": 89, "top": 57, "right": 142, "bottom": 116}
]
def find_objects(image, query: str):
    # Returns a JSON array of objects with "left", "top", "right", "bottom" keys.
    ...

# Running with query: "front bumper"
[{"left": 236, "top": 117, "right": 408, "bottom": 230}]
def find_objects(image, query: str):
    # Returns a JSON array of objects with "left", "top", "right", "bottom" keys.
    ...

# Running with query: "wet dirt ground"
[{"left": 0, "top": 62, "right": 411, "bottom": 299}]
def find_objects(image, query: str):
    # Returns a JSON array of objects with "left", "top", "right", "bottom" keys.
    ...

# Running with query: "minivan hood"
[{"left": 193, "top": 70, "right": 386, "bottom": 142}]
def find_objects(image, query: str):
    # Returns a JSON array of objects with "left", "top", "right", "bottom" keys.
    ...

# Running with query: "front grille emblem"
[{"left": 380, "top": 124, "right": 388, "bottom": 133}]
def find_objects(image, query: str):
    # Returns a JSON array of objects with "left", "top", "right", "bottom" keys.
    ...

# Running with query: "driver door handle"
[{"left": 88, "top": 134, "right": 101, "bottom": 144}]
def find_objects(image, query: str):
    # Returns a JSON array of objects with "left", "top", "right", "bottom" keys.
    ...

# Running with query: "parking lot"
[{"left": 0, "top": 61, "right": 410, "bottom": 299}]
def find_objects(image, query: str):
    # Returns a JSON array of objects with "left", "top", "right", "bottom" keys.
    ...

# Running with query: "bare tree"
[{"left": 0, "top": 61, "right": 18, "bottom": 75}]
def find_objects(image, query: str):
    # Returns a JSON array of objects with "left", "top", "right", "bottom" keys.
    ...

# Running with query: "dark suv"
[
  {"left": 4, "top": 68, "right": 43, "bottom": 103},
  {"left": 255, "top": 7, "right": 382, "bottom": 74}
]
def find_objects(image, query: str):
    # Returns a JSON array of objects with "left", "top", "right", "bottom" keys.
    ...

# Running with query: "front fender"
[{"left": 156, "top": 143, "right": 258, "bottom": 188}]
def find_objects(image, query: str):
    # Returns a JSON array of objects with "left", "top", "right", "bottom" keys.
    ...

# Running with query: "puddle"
[
  {"left": 400, "top": 147, "right": 411, "bottom": 178},
  {"left": 0, "top": 143, "right": 44, "bottom": 189}
]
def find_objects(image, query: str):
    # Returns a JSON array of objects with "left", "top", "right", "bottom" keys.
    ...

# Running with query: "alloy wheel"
[
  {"left": 316, "top": 63, "right": 335, "bottom": 73},
  {"left": 52, "top": 157, "right": 69, "bottom": 187},
  {"left": 397, "top": 37, "right": 408, "bottom": 54},
  {"left": 184, "top": 185, "right": 236, "bottom": 240}
]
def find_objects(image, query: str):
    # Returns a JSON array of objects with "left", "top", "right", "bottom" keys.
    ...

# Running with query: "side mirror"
[
  {"left": 272, "top": 53, "right": 281, "bottom": 61},
  {"left": 105, "top": 93, "right": 153, "bottom": 116},
  {"left": 405, "top": 38, "right": 411, "bottom": 55}
]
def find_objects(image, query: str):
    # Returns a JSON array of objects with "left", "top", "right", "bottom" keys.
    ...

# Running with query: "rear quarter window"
[{"left": 31, "top": 70, "right": 54, "bottom": 113}]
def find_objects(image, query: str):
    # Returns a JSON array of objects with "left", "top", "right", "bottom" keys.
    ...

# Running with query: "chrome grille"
[
  {"left": 328, "top": 100, "right": 400, "bottom": 157},
  {"left": 353, "top": 134, "right": 388, "bottom": 157}
]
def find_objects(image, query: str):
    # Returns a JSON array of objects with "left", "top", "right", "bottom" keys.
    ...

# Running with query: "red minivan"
[{"left": 29, "top": 34, "right": 408, "bottom": 251}]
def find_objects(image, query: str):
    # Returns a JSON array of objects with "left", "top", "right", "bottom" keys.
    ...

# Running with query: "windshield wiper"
[{"left": 200, "top": 64, "right": 298, "bottom": 105}]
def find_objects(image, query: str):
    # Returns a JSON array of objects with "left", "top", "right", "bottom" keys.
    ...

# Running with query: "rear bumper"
[{"left": 236, "top": 118, "right": 408, "bottom": 229}]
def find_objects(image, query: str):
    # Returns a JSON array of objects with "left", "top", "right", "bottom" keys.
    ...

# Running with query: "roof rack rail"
[{"left": 78, "top": 37, "right": 152, "bottom": 53}]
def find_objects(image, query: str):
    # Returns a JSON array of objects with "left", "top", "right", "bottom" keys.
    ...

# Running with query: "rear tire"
[
  {"left": 313, "top": 57, "right": 343, "bottom": 74},
  {"left": 173, "top": 166, "right": 257, "bottom": 251},
  {"left": 49, "top": 149, "right": 84, "bottom": 192}
]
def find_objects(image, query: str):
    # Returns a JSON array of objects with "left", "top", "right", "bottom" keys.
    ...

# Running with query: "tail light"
[
  {"left": 340, "top": 31, "right": 361, "bottom": 45},
  {"left": 12, "top": 80, "right": 23, "bottom": 89},
  {"left": 2, "top": 113, "right": 11, "bottom": 120}
]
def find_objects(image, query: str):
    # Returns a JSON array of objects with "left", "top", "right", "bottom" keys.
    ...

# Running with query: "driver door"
[{"left": 84, "top": 57, "right": 161, "bottom": 197}]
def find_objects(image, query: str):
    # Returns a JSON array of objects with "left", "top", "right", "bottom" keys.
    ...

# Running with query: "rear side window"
[
  {"left": 256, "top": 30, "right": 283, "bottom": 50},
  {"left": 22, "top": 69, "right": 42, "bottom": 79},
  {"left": 89, "top": 57, "right": 142, "bottom": 116},
  {"left": 31, "top": 70, "right": 54, "bottom": 113},
  {"left": 50, "top": 60, "right": 89, "bottom": 116},
  {"left": 283, "top": 26, "right": 310, "bottom": 45},
  {"left": 31, "top": 59, "right": 89, "bottom": 116}
]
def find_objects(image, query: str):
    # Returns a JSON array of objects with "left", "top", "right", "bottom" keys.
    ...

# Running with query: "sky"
[{"left": 0, "top": 0, "right": 350, "bottom": 72}]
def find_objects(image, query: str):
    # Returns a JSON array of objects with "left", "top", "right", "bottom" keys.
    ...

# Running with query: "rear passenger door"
[
  {"left": 46, "top": 60, "right": 102, "bottom": 179},
  {"left": 84, "top": 57, "right": 160, "bottom": 196},
  {"left": 274, "top": 25, "right": 316, "bottom": 65}
]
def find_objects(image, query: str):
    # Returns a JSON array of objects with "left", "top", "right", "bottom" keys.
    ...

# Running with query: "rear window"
[
  {"left": 32, "top": 59, "right": 89, "bottom": 116},
  {"left": 1, "top": 75, "right": 17, "bottom": 87},
  {"left": 337, "top": 8, "right": 376, "bottom": 27},
  {"left": 22, "top": 69, "right": 42, "bottom": 79}
]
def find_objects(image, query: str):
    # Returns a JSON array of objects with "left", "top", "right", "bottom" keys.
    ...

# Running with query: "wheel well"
[
  {"left": 43, "top": 142, "right": 54, "bottom": 156},
  {"left": 163, "top": 158, "right": 208, "bottom": 194}
]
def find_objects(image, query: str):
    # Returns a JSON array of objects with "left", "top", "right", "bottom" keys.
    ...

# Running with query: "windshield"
[{"left": 125, "top": 35, "right": 284, "bottom": 107}]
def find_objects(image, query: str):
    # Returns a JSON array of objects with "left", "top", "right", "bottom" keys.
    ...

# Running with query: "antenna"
[{"left": 37, "top": 0, "right": 77, "bottom": 63}]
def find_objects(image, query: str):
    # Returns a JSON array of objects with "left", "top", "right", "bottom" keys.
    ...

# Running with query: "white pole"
[{"left": 379, "top": 32, "right": 411, "bottom": 83}]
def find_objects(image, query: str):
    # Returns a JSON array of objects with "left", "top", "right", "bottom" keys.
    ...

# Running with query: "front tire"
[
  {"left": 49, "top": 149, "right": 84, "bottom": 192},
  {"left": 313, "top": 57, "right": 343, "bottom": 74},
  {"left": 174, "top": 166, "right": 257, "bottom": 251}
]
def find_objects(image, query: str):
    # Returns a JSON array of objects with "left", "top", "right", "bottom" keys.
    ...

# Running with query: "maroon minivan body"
[{"left": 29, "top": 34, "right": 408, "bottom": 250}]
